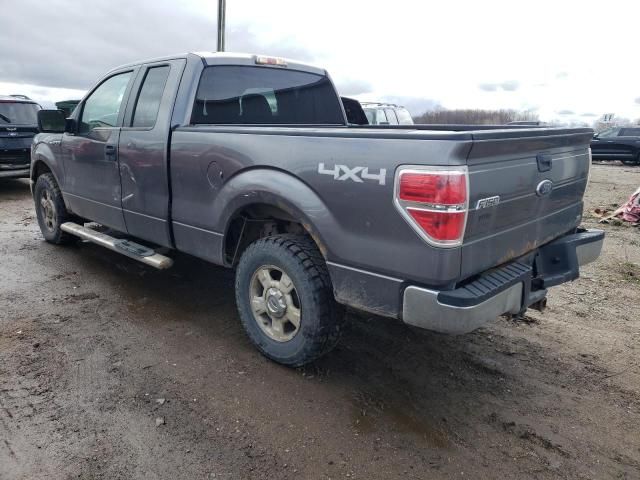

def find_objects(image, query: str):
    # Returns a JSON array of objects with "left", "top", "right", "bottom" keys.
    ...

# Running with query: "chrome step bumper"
[{"left": 402, "top": 229, "right": 604, "bottom": 334}]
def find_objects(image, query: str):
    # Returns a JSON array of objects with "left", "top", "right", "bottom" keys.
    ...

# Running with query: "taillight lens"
[
  {"left": 407, "top": 209, "right": 466, "bottom": 241},
  {"left": 394, "top": 167, "right": 469, "bottom": 247},
  {"left": 399, "top": 172, "right": 466, "bottom": 205}
]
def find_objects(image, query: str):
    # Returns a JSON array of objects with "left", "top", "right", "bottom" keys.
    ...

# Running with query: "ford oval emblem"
[{"left": 536, "top": 179, "right": 553, "bottom": 197}]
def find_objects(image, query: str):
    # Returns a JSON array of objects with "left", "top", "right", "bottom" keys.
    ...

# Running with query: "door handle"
[{"left": 105, "top": 144, "right": 117, "bottom": 160}]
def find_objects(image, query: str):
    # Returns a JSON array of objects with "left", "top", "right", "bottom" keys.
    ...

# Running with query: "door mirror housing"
[
  {"left": 37, "top": 109, "right": 66, "bottom": 133},
  {"left": 64, "top": 117, "right": 77, "bottom": 134}
]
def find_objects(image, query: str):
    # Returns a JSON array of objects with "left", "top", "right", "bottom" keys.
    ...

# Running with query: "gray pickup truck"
[{"left": 31, "top": 52, "right": 604, "bottom": 366}]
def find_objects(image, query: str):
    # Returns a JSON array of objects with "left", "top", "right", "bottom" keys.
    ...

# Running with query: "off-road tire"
[
  {"left": 235, "top": 234, "right": 343, "bottom": 367},
  {"left": 34, "top": 173, "right": 73, "bottom": 244}
]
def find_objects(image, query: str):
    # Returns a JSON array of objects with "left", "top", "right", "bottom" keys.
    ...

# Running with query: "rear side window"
[
  {"left": 376, "top": 109, "right": 388, "bottom": 124},
  {"left": 619, "top": 128, "right": 640, "bottom": 136},
  {"left": 384, "top": 108, "right": 399, "bottom": 125},
  {"left": 395, "top": 108, "right": 414, "bottom": 125},
  {"left": 191, "top": 66, "right": 345, "bottom": 125},
  {"left": 132, "top": 65, "right": 170, "bottom": 128}
]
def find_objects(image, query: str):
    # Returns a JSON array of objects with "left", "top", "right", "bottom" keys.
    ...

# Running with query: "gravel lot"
[{"left": 1, "top": 164, "right": 639, "bottom": 479}]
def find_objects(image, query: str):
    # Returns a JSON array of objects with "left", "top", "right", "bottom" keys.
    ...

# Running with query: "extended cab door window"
[
  {"left": 79, "top": 72, "right": 132, "bottom": 134},
  {"left": 191, "top": 66, "right": 345, "bottom": 125},
  {"left": 131, "top": 66, "right": 171, "bottom": 128}
]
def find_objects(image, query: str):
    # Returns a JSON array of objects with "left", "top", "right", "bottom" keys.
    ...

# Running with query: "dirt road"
[{"left": 1, "top": 164, "right": 639, "bottom": 479}]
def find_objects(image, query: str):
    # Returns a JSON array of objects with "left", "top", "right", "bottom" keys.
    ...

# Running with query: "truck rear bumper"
[{"left": 402, "top": 229, "right": 604, "bottom": 334}]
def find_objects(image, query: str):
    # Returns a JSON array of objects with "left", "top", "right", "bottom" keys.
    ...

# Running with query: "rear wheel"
[
  {"left": 621, "top": 154, "right": 640, "bottom": 166},
  {"left": 34, "top": 173, "right": 73, "bottom": 244},
  {"left": 235, "top": 234, "right": 343, "bottom": 367}
]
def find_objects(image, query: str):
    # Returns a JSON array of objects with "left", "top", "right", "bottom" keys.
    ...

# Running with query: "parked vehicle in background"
[
  {"left": 55, "top": 100, "right": 81, "bottom": 117},
  {"left": 591, "top": 126, "right": 640, "bottom": 165},
  {"left": 31, "top": 52, "right": 603, "bottom": 367},
  {"left": 361, "top": 102, "right": 414, "bottom": 125},
  {"left": 0, "top": 96, "right": 41, "bottom": 179}
]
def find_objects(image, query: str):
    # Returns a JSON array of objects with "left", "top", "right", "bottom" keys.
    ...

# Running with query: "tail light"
[{"left": 393, "top": 166, "right": 469, "bottom": 247}]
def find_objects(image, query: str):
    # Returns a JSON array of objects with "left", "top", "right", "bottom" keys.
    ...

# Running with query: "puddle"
[{"left": 351, "top": 391, "right": 450, "bottom": 448}]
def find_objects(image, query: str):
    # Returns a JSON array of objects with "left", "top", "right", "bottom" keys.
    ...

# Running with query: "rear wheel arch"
[
  {"left": 215, "top": 169, "right": 336, "bottom": 266},
  {"left": 223, "top": 200, "right": 329, "bottom": 267}
]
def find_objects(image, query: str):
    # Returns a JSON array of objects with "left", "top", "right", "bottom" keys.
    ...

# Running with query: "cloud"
[
  {"left": 556, "top": 109, "right": 575, "bottom": 115},
  {"left": 335, "top": 79, "right": 373, "bottom": 96},
  {"left": 478, "top": 81, "right": 520, "bottom": 92},
  {"left": 500, "top": 80, "right": 520, "bottom": 91},
  {"left": 556, "top": 72, "right": 568, "bottom": 79},
  {"left": 635, "top": 97, "right": 640, "bottom": 104},
  {"left": 0, "top": 0, "right": 315, "bottom": 90},
  {"left": 580, "top": 112, "right": 598, "bottom": 117},
  {"left": 478, "top": 83, "right": 498, "bottom": 92}
]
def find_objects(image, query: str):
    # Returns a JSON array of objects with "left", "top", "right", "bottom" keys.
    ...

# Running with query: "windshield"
[{"left": 0, "top": 102, "right": 40, "bottom": 125}]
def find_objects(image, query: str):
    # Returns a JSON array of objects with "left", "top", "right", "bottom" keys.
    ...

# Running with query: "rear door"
[
  {"left": 118, "top": 59, "right": 186, "bottom": 247},
  {"left": 61, "top": 70, "right": 136, "bottom": 231},
  {"left": 461, "top": 129, "right": 593, "bottom": 278}
]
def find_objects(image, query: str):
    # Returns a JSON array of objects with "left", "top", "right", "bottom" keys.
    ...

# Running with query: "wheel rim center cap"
[{"left": 265, "top": 288, "right": 287, "bottom": 318}]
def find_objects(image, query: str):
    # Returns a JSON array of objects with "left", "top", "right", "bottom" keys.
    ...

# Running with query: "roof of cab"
[{"left": 109, "top": 52, "right": 326, "bottom": 77}]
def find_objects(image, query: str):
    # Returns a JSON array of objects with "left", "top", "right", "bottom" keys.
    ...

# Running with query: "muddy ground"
[{"left": 1, "top": 164, "right": 639, "bottom": 480}]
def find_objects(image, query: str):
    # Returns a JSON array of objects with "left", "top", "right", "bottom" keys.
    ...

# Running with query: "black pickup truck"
[{"left": 31, "top": 52, "right": 604, "bottom": 366}]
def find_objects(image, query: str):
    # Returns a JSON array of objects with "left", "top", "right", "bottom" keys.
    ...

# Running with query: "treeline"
[{"left": 413, "top": 109, "right": 539, "bottom": 125}]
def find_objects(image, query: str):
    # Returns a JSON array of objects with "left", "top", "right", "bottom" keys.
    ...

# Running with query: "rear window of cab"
[{"left": 191, "top": 66, "right": 345, "bottom": 125}]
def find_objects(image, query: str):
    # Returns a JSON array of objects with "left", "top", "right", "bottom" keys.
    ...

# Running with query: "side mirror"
[
  {"left": 37, "top": 109, "right": 66, "bottom": 133},
  {"left": 592, "top": 133, "right": 599, "bottom": 139}
]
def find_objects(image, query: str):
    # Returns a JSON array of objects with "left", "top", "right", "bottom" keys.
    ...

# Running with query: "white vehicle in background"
[{"left": 361, "top": 102, "right": 414, "bottom": 125}]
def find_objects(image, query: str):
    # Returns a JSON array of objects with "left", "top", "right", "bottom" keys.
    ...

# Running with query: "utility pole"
[{"left": 217, "top": 0, "right": 226, "bottom": 52}]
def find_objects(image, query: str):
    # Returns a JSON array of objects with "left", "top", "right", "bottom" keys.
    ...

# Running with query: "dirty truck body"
[{"left": 31, "top": 52, "right": 604, "bottom": 366}]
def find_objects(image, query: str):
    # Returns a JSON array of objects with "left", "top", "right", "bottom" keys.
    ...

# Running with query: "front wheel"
[
  {"left": 235, "top": 234, "right": 343, "bottom": 367},
  {"left": 34, "top": 173, "right": 73, "bottom": 244}
]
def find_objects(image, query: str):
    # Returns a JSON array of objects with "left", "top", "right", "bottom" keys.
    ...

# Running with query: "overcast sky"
[{"left": 1, "top": 0, "right": 639, "bottom": 123}]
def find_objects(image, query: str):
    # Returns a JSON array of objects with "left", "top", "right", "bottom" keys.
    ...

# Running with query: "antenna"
[{"left": 217, "top": 0, "right": 226, "bottom": 52}]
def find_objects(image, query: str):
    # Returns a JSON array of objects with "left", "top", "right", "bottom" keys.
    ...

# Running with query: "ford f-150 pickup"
[{"left": 31, "top": 52, "right": 604, "bottom": 366}]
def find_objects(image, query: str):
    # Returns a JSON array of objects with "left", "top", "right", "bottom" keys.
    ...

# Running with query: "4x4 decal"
[{"left": 318, "top": 163, "right": 387, "bottom": 185}]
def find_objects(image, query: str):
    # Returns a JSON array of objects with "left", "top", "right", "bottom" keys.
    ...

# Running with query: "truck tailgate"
[{"left": 461, "top": 128, "right": 593, "bottom": 279}]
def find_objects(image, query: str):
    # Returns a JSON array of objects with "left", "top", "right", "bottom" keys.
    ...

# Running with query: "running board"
[{"left": 60, "top": 222, "right": 174, "bottom": 270}]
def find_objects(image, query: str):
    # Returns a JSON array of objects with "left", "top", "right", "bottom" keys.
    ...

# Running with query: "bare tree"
[{"left": 413, "top": 108, "right": 539, "bottom": 125}]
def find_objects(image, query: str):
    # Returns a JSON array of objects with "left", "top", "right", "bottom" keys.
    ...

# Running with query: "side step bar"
[{"left": 60, "top": 222, "right": 174, "bottom": 270}]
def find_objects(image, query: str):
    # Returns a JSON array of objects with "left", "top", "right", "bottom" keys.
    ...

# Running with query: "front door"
[{"left": 61, "top": 70, "right": 135, "bottom": 231}]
